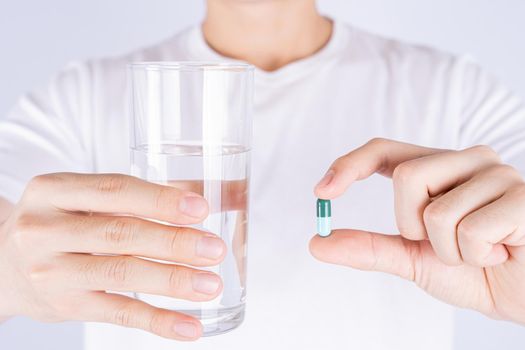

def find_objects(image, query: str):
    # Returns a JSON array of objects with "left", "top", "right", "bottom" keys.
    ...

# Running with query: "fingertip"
[
  {"left": 308, "top": 235, "right": 319, "bottom": 256},
  {"left": 314, "top": 171, "right": 359, "bottom": 200},
  {"left": 209, "top": 272, "right": 225, "bottom": 299},
  {"left": 309, "top": 239, "right": 324, "bottom": 263},
  {"left": 314, "top": 169, "right": 341, "bottom": 199},
  {"left": 313, "top": 186, "right": 322, "bottom": 198},
  {"left": 216, "top": 239, "right": 228, "bottom": 263},
  {"left": 193, "top": 325, "right": 204, "bottom": 340},
  {"left": 179, "top": 194, "right": 209, "bottom": 220},
  {"left": 314, "top": 184, "right": 344, "bottom": 201},
  {"left": 196, "top": 233, "right": 228, "bottom": 264},
  {"left": 191, "top": 271, "right": 224, "bottom": 300},
  {"left": 173, "top": 319, "right": 203, "bottom": 341},
  {"left": 309, "top": 232, "right": 336, "bottom": 262},
  {"left": 313, "top": 186, "right": 334, "bottom": 200}
]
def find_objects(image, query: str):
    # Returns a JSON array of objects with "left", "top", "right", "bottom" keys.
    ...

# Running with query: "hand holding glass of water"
[{"left": 129, "top": 62, "right": 254, "bottom": 336}]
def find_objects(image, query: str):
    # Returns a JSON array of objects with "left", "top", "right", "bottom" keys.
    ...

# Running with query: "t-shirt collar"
[{"left": 184, "top": 18, "right": 348, "bottom": 85}]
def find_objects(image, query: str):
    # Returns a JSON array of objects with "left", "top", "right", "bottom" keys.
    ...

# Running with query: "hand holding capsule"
[{"left": 310, "top": 138, "right": 525, "bottom": 326}]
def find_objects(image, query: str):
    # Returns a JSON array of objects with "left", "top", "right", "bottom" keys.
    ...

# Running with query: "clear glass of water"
[{"left": 128, "top": 62, "right": 254, "bottom": 336}]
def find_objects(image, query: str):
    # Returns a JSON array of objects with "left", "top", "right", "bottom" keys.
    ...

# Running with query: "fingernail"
[
  {"left": 179, "top": 196, "right": 208, "bottom": 218},
  {"left": 316, "top": 169, "right": 335, "bottom": 189},
  {"left": 173, "top": 322, "right": 199, "bottom": 338},
  {"left": 192, "top": 272, "right": 221, "bottom": 295},
  {"left": 196, "top": 236, "right": 225, "bottom": 260}
]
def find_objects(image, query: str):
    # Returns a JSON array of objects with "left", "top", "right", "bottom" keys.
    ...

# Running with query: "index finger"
[
  {"left": 168, "top": 179, "right": 248, "bottom": 212},
  {"left": 314, "top": 138, "right": 442, "bottom": 199},
  {"left": 25, "top": 173, "right": 209, "bottom": 225}
]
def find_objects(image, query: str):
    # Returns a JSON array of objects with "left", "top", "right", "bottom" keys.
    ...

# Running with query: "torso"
[{"left": 84, "top": 22, "right": 461, "bottom": 349}]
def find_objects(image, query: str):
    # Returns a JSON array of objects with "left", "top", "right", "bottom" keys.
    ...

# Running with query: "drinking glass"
[{"left": 128, "top": 62, "right": 254, "bottom": 336}]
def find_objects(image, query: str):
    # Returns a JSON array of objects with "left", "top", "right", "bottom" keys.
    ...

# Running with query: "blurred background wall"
[{"left": 0, "top": 0, "right": 524, "bottom": 349}]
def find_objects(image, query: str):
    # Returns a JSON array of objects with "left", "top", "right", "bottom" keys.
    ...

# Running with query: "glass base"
[{"left": 183, "top": 304, "right": 245, "bottom": 337}]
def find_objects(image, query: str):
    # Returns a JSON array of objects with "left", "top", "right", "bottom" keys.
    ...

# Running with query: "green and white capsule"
[{"left": 316, "top": 199, "right": 332, "bottom": 237}]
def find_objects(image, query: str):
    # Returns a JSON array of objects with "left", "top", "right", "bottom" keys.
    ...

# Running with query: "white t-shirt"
[{"left": 1, "top": 20, "right": 525, "bottom": 350}]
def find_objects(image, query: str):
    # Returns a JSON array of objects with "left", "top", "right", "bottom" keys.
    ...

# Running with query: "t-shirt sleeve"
[
  {"left": 457, "top": 57, "right": 525, "bottom": 175},
  {"left": 0, "top": 62, "right": 93, "bottom": 204}
]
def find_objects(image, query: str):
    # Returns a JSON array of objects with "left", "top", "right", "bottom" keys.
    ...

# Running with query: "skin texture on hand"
[
  {"left": 310, "top": 138, "right": 525, "bottom": 325},
  {"left": 0, "top": 173, "right": 230, "bottom": 340}
]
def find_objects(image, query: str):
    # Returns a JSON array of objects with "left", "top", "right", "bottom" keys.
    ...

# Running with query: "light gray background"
[{"left": 0, "top": 0, "right": 524, "bottom": 349}]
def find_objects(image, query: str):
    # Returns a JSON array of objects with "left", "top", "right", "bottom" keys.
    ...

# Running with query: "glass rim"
[{"left": 129, "top": 61, "right": 255, "bottom": 72}]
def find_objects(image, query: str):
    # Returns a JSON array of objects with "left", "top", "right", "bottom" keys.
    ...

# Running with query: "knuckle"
[
  {"left": 330, "top": 155, "right": 349, "bottom": 172},
  {"left": 12, "top": 213, "right": 36, "bottom": 234},
  {"left": 76, "top": 260, "right": 99, "bottom": 285},
  {"left": 111, "top": 303, "right": 135, "bottom": 327},
  {"left": 486, "top": 164, "right": 521, "bottom": 180},
  {"left": 154, "top": 187, "right": 178, "bottom": 213},
  {"left": 27, "top": 174, "right": 54, "bottom": 189},
  {"left": 96, "top": 175, "right": 130, "bottom": 195},
  {"left": 168, "top": 267, "right": 190, "bottom": 292},
  {"left": 167, "top": 227, "right": 193, "bottom": 256},
  {"left": 392, "top": 162, "right": 419, "bottom": 184},
  {"left": 24, "top": 173, "right": 72, "bottom": 201},
  {"left": 148, "top": 312, "right": 166, "bottom": 335},
  {"left": 105, "top": 258, "right": 133, "bottom": 285},
  {"left": 26, "top": 263, "right": 53, "bottom": 284},
  {"left": 468, "top": 145, "right": 500, "bottom": 162},
  {"left": 24, "top": 174, "right": 54, "bottom": 198},
  {"left": 423, "top": 201, "right": 453, "bottom": 228},
  {"left": 29, "top": 173, "right": 68, "bottom": 189},
  {"left": 104, "top": 219, "right": 137, "bottom": 249},
  {"left": 11, "top": 213, "right": 41, "bottom": 248},
  {"left": 367, "top": 137, "right": 388, "bottom": 148},
  {"left": 70, "top": 216, "right": 92, "bottom": 235},
  {"left": 333, "top": 154, "right": 346, "bottom": 165},
  {"left": 508, "top": 183, "right": 525, "bottom": 200},
  {"left": 457, "top": 219, "right": 478, "bottom": 242}
]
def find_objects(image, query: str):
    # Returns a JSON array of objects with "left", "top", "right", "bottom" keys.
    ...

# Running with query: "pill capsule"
[{"left": 316, "top": 199, "right": 332, "bottom": 237}]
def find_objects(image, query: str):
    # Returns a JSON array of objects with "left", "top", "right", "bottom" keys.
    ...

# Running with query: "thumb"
[{"left": 309, "top": 229, "right": 421, "bottom": 282}]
